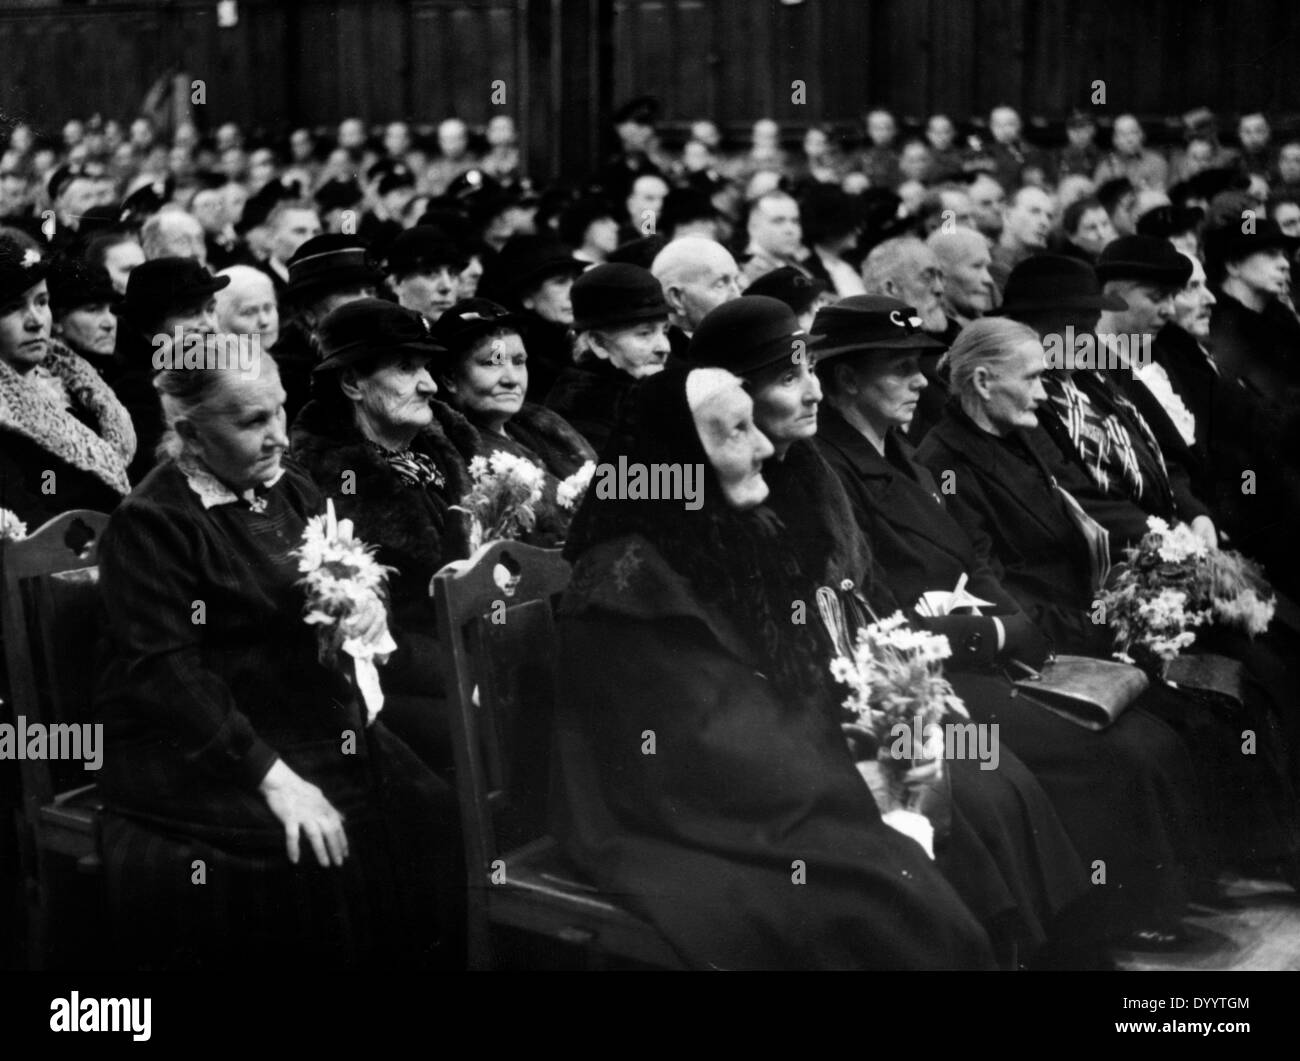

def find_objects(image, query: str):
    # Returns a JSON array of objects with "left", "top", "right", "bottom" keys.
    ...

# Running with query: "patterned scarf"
[
  {"left": 365, "top": 439, "right": 446, "bottom": 490},
  {"left": 0, "top": 340, "right": 134, "bottom": 496}
]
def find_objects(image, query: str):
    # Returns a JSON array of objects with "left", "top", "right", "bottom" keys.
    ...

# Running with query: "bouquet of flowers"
[
  {"left": 0, "top": 508, "right": 27, "bottom": 544},
  {"left": 556, "top": 460, "right": 597, "bottom": 511},
  {"left": 452, "top": 451, "right": 546, "bottom": 553},
  {"left": 293, "top": 499, "right": 397, "bottom": 724},
  {"left": 829, "top": 612, "right": 967, "bottom": 853},
  {"left": 1100, "top": 516, "right": 1275, "bottom": 670}
]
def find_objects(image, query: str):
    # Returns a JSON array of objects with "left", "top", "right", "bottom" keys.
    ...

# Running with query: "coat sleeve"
[{"left": 97, "top": 497, "right": 279, "bottom": 788}]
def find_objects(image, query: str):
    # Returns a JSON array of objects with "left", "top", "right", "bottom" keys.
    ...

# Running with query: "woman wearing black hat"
[
  {"left": 0, "top": 236, "right": 135, "bottom": 529},
  {"left": 552, "top": 362, "right": 995, "bottom": 970},
  {"left": 810, "top": 295, "right": 1205, "bottom": 949},
  {"left": 544, "top": 262, "right": 672, "bottom": 452},
  {"left": 291, "top": 297, "right": 473, "bottom": 772},
  {"left": 95, "top": 346, "right": 456, "bottom": 970},
  {"left": 685, "top": 295, "right": 1091, "bottom": 966},
  {"left": 386, "top": 226, "right": 468, "bottom": 325},
  {"left": 429, "top": 298, "right": 594, "bottom": 545},
  {"left": 45, "top": 255, "right": 120, "bottom": 377}
]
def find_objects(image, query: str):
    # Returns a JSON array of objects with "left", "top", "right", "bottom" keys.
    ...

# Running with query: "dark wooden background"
[{"left": 1, "top": 0, "right": 1296, "bottom": 178}]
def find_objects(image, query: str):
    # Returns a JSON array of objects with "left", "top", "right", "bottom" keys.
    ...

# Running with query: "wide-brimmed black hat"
[
  {"left": 315, "top": 297, "right": 446, "bottom": 372},
  {"left": 46, "top": 256, "right": 120, "bottom": 316},
  {"left": 429, "top": 298, "right": 525, "bottom": 354},
  {"left": 687, "top": 295, "right": 810, "bottom": 375},
  {"left": 743, "top": 266, "right": 827, "bottom": 316},
  {"left": 571, "top": 262, "right": 670, "bottom": 332},
  {"left": 484, "top": 234, "right": 586, "bottom": 301},
  {"left": 1136, "top": 203, "right": 1205, "bottom": 239},
  {"left": 994, "top": 255, "right": 1127, "bottom": 316},
  {"left": 385, "top": 226, "right": 468, "bottom": 278},
  {"left": 119, "top": 257, "right": 229, "bottom": 324},
  {"left": 286, "top": 234, "right": 385, "bottom": 301},
  {"left": 1204, "top": 218, "right": 1300, "bottom": 267},
  {"left": 810, "top": 295, "right": 946, "bottom": 359},
  {"left": 0, "top": 236, "right": 48, "bottom": 305},
  {"left": 1095, "top": 235, "right": 1195, "bottom": 287}
]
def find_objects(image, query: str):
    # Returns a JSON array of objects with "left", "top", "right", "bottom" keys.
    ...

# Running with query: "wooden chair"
[
  {"left": 1, "top": 510, "right": 109, "bottom": 966},
  {"left": 433, "top": 538, "right": 682, "bottom": 970}
]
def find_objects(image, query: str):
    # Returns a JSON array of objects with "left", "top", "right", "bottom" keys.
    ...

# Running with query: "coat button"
[{"left": 963, "top": 632, "right": 983, "bottom": 654}]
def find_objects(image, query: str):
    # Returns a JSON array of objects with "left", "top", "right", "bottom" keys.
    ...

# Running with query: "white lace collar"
[{"left": 179, "top": 456, "right": 286, "bottom": 512}]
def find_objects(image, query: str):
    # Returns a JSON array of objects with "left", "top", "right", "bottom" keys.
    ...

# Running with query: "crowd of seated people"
[{"left": 3, "top": 94, "right": 1300, "bottom": 971}]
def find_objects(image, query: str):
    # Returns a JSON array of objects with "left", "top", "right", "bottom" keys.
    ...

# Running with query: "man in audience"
[
  {"left": 739, "top": 190, "right": 808, "bottom": 285},
  {"left": 928, "top": 227, "right": 997, "bottom": 326},
  {"left": 1060, "top": 196, "right": 1118, "bottom": 263},
  {"left": 259, "top": 199, "right": 323, "bottom": 297},
  {"left": 854, "top": 108, "right": 901, "bottom": 189},
  {"left": 140, "top": 206, "right": 208, "bottom": 265},
  {"left": 968, "top": 173, "right": 1006, "bottom": 241},
  {"left": 1095, "top": 115, "right": 1168, "bottom": 191},
  {"left": 621, "top": 172, "right": 670, "bottom": 242},
  {"left": 650, "top": 235, "right": 743, "bottom": 357},
  {"left": 987, "top": 105, "right": 1052, "bottom": 188},
  {"left": 1237, "top": 111, "right": 1275, "bottom": 178},
  {"left": 991, "top": 185, "right": 1054, "bottom": 289}
]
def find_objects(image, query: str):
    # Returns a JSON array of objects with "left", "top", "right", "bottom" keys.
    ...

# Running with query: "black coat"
[
  {"left": 519, "top": 314, "right": 573, "bottom": 405},
  {"left": 543, "top": 357, "right": 638, "bottom": 455},
  {"left": 1208, "top": 291, "right": 1300, "bottom": 405}
]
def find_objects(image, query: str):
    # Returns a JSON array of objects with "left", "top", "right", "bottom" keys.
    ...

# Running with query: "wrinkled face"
[
  {"left": 694, "top": 380, "right": 774, "bottom": 509},
  {"left": 1174, "top": 254, "right": 1216, "bottom": 339},
  {"left": 626, "top": 176, "right": 669, "bottom": 229},
  {"left": 522, "top": 273, "right": 575, "bottom": 325},
  {"left": 269, "top": 208, "right": 321, "bottom": 263},
  {"left": 447, "top": 331, "right": 527, "bottom": 425},
  {"left": 926, "top": 116, "right": 955, "bottom": 151},
  {"left": 969, "top": 177, "right": 1005, "bottom": 235},
  {"left": 748, "top": 196, "right": 801, "bottom": 257},
  {"left": 944, "top": 240, "right": 995, "bottom": 317},
  {"left": 1005, "top": 188, "right": 1054, "bottom": 248},
  {"left": 894, "top": 246, "right": 948, "bottom": 333},
  {"left": 1113, "top": 117, "right": 1143, "bottom": 154},
  {"left": 845, "top": 351, "right": 928, "bottom": 430},
  {"left": 347, "top": 350, "right": 438, "bottom": 437},
  {"left": 1071, "top": 205, "right": 1117, "bottom": 255},
  {"left": 990, "top": 108, "right": 1021, "bottom": 144},
  {"left": 1229, "top": 248, "right": 1291, "bottom": 299},
  {"left": 674, "top": 249, "right": 742, "bottom": 329},
  {"left": 1111, "top": 281, "right": 1177, "bottom": 336},
  {"left": 590, "top": 318, "right": 670, "bottom": 378},
  {"left": 1279, "top": 144, "right": 1300, "bottom": 185},
  {"left": 393, "top": 264, "right": 461, "bottom": 321},
  {"left": 749, "top": 355, "right": 822, "bottom": 451},
  {"left": 58, "top": 302, "right": 117, "bottom": 358},
  {"left": 1272, "top": 201, "right": 1300, "bottom": 238},
  {"left": 979, "top": 340, "right": 1048, "bottom": 433},
  {"left": 188, "top": 364, "right": 288, "bottom": 490},
  {"left": 866, "top": 111, "right": 896, "bottom": 147},
  {"left": 216, "top": 275, "right": 279, "bottom": 349},
  {"left": 458, "top": 254, "right": 484, "bottom": 299},
  {"left": 103, "top": 240, "right": 144, "bottom": 294},
  {"left": 1239, "top": 114, "right": 1271, "bottom": 151},
  {"left": 0, "top": 280, "right": 51, "bottom": 371}
]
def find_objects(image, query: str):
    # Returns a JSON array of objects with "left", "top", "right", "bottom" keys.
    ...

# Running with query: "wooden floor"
[{"left": 1115, "top": 876, "right": 1300, "bottom": 971}]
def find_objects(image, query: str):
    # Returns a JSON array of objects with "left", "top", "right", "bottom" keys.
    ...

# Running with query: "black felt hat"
[
  {"left": 571, "top": 262, "right": 670, "bottom": 332},
  {"left": 686, "top": 294, "right": 811, "bottom": 375},
  {"left": 315, "top": 297, "right": 446, "bottom": 372},
  {"left": 286, "top": 234, "right": 385, "bottom": 301},
  {"left": 810, "top": 295, "right": 947, "bottom": 358},
  {"left": 119, "top": 257, "right": 229, "bottom": 324},
  {"left": 0, "top": 236, "right": 48, "bottom": 305},
  {"left": 994, "top": 255, "right": 1128, "bottom": 316},
  {"left": 1095, "top": 235, "right": 1195, "bottom": 287},
  {"left": 45, "top": 255, "right": 120, "bottom": 316}
]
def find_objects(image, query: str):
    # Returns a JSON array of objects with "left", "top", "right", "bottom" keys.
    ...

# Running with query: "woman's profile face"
[
  {"left": 188, "top": 364, "right": 288, "bottom": 490},
  {"left": 449, "top": 332, "right": 527, "bottom": 425},
  {"left": 693, "top": 379, "right": 775, "bottom": 509},
  {"left": 0, "top": 279, "right": 51, "bottom": 370},
  {"left": 749, "top": 355, "right": 822, "bottom": 450},
  {"left": 592, "top": 318, "right": 671, "bottom": 379},
  {"left": 348, "top": 350, "right": 437, "bottom": 435}
]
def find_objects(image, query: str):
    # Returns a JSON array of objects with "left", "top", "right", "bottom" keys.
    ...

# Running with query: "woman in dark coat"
[
  {"left": 918, "top": 316, "right": 1300, "bottom": 884},
  {"left": 0, "top": 237, "right": 135, "bottom": 528},
  {"left": 290, "top": 298, "right": 473, "bottom": 773},
  {"left": 552, "top": 362, "right": 995, "bottom": 970},
  {"left": 810, "top": 295, "right": 1205, "bottom": 948},
  {"left": 430, "top": 298, "right": 595, "bottom": 546},
  {"left": 94, "top": 349, "right": 456, "bottom": 970},
  {"left": 544, "top": 262, "right": 672, "bottom": 452},
  {"left": 685, "top": 296, "right": 1089, "bottom": 966}
]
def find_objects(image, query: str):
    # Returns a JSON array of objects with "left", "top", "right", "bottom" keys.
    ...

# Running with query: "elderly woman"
[
  {"left": 45, "top": 255, "right": 119, "bottom": 378},
  {"left": 919, "top": 316, "right": 1300, "bottom": 888},
  {"left": 552, "top": 362, "right": 994, "bottom": 970},
  {"left": 430, "top": 298, "right": 595, "bottom": 546},
  {"left": 684, "top": 297, "right": 1091, "bottom": 967},
  {"left": 544, "top": 262, "right": 672, "bottom": 452},
  {"left": 811, "top": 295, "right": 1207, "bottom": 949},
  {"left": 290, "top": 298, "right": 472, "bottom": 772},
  {"left": 0, "top": 236, "right": 134, "bottom": 527},
  {"left": 94, "top": 348, "right": 454, "bottom": 970}
]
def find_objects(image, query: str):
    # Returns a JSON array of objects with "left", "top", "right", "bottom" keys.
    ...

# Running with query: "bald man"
[
  {"left": 651, "top": 236, "right": 743, "bottom": 356},
  {"left": 216, "top": 265, "right": 280, "bottom": 351},
  {"left": 928, "top": 228, "right": 997, "bottom": 325},
  {"left": 140, "top": 207, "right": 208, "bottom": 266}
]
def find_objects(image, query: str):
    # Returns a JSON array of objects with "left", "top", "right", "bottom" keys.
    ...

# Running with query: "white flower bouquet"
[
  {"left": 0, "top": 508, "right": 27, "bottom": 544},
  {"left": 555, "top": 460, "right": 597, "bottom": 511},
  {"left": 1100, "top": 516, "right": 1274, "bottom": 670},
  {"left": 453, "top": 451, "right": 546, "bottom": 552},
  {"left": 293, "top": 499, "right": 397, "bottom": 724}
]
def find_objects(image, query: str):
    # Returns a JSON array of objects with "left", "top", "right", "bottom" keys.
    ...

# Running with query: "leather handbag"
[{"left": 1008, "top": 654, "right": 1149, "bottom": 731}]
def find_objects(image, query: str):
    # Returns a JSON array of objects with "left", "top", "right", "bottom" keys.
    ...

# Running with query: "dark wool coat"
[
  {"left": 815, "top": 404, "right": 1202, "bottom": 936},
  {"left": 543, "top": 357, "right": 638, "bottom": 455},
  {"left": 110, "top": 326, "right": 167, "bottom": 485},
  {"left": 550, "top": 531, "right": 996, "bottom": 971},
  {"left": 519, "top": 314, "right": 575, "bottom": 405},
  {"left": 290, "top": 398, "right": 475, "bottom": 770},
  {"left": 1208, "top": 291, "right": 1300, "bottom": 405},
  {"left": 272, "top": 319, "right": 318, "bottom": 429}
]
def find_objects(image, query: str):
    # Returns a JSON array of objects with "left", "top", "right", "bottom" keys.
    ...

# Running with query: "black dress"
[{"left": 93, "top": 458, "right": 459, "bottom": 969}]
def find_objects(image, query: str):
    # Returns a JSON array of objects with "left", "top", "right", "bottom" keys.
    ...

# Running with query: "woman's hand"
[
  {"left": 259, "top": 759, "right": 350, "bottom": 868},
  {"left": 1190, "top": 515, "right": 1218, "bottom": 549},
  {"left": 339, "top": 594, "right": 387, "bottom": 647}
]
